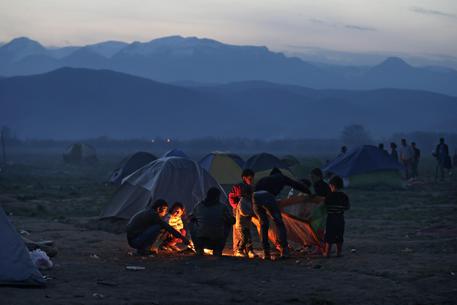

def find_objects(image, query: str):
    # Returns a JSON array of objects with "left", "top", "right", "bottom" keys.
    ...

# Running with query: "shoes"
[
  {"left": 262, "top": 251, "right": 271, "bottom": 260},
  {"left": 234, "top": 250, "right": 247, "bottom": 257},
  {"left": 279, "top": 247, "right": 290, "bottom": 259},
  {"left": 247, "top": 250, "right": 258, "bottom": 258}
]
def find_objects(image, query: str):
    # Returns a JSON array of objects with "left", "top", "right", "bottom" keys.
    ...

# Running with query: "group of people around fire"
[{"left": 126, "top": 166, "right": 350, "bottom": 260}]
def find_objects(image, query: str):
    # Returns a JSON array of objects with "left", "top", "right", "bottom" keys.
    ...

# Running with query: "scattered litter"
[
  {"left": 351, "top": 248, "right": 357, "bottom": 253},
  {"left": 20, "top": 230, "right": 31, "bottom": 236},
  {"left": 451, "top": 272, "right": 455, "bottom": 276},
  {"left": 97, "top": 280, "right": 118, "bottom": 287},
  {"left": 30, "top": 249, "right": 53, "bottom": 270},
  {"left": 92, "top": 293, "right": 105, "bottom": 299},
  {"left": 126, "top": 265, "right": 146, "bottom": 271},
  {"left": 295, "top": 260, "right": 301, "bottom": 264},
  {"left": 90, "top": 254, "right": 100, "bottom": 259}
]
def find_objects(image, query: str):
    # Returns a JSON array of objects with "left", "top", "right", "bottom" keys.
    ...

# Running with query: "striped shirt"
[{"left": 325, "top": 192, "right": 350, "bottom": 214}]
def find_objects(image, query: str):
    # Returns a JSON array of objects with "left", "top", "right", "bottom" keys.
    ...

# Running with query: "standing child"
[
  {"left": 161, "top": 202, "right": 187, "bottom": 252},
  {"left": 323, "top": 176, "right": 350, "bottom": 257}
]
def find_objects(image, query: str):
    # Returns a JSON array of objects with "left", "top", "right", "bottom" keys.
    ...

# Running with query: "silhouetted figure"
[
  {"left": 433, "top": 138, "right": 451, "bottom": 181},
  {"left": 189, "top": 188, "right": 235, "bottom": 256},
  {"left": 253, "top": 168, "right": 310, "bottom": 259},
  {"left": 411, "top": 142, "right": 421, "bottom": 178},
  {"left": 399, "top": 139, "right": 414, "bottom": 179},
  {"left": 378, "top": 143, "right": 387, "bottom": 154},
  {"left": 323, "top": 176, "right": 350, "bottom": 258},
  {"left": 310, "top": 168, "right": 331, "bottom": 197},
  {"left": 338, "top": 146, "right": 347, "bottom": 158},
  {"left": 390, "top": 142, "right": 398, "bottom": 162},
  {"left": 228, "top": 169, "right": 256, "bottom": 258}
]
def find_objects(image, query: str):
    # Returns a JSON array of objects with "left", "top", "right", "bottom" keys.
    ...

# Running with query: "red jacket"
[{"left": 228, "top": 183, "right": 253, "bottom": 209}]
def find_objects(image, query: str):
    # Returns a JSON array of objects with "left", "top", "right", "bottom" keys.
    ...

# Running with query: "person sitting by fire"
[
  {"left": 189, "top": 188, "right": 235, "bottom": 256},
  {"left": 229, "top": 169, "right": 257, "bottom": 258},
  {"left": 160, "top": 202, "right": 188, "bottom": 252},
  {"left": 126, "top": 199, "right": 189, "bottom": 256}
]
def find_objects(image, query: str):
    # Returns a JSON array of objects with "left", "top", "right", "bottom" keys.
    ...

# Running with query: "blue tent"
[
  {"left": 109, "top": 152, "right": 157, "bottom": 185},
  {"left": 323, "top": 145, "right": 403, "bottom": 177},
  {"left": 162, "top": 149, "right": 189, "bottom": 159},
  {"left": 322, "top": 145, "right": 404, "bottom": 188}
]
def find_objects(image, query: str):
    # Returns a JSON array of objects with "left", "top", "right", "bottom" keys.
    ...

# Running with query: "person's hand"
[{"left": 183, "top": 238, "right": 191, "bottom": 246}]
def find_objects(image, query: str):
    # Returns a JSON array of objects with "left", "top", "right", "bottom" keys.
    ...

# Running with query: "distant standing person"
[
  {"left": 323, "top": 176, "right": 350, "bottom": 258},
  {"left": 378, "top": 143, "right": 387, "bottom": 154},
  {"left": 390, "top": 143, "right": 398, "bottom": 162},
  {"left": 399, "top": 139, "right": 414, "bottom": 179},
  {"left": 433, "top": 138, "right": 451, "bottom": 181},
  {"left": 338, "top": 146, "right": 347, "bottom": 158},
  {"left": 411, "top": 142, "right": 421, "bottom": 178},
  {"left": 253, "top": 168, "right": 310, "bottom": 259},
  {"left": 126, "top": 199, "right": 189, "bottom": 256},
  {"left": 189, "top": 188, "right": 235, "bottom": 256},
  {"left": 228, "top": 169, "right": 257, "bottom": 258}
]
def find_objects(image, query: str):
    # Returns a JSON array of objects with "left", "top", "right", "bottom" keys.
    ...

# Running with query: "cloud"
[
  {"left": 309, "top": 18, "right": 376, "bottom": 32},
  {"left": 344, "top": 24, "right": 376, "bottom": 32},
  {"left": 410, "top": 7, "right": 457, "bottom": 19}
]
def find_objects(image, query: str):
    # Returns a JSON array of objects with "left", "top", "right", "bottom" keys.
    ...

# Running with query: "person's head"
[
  {"left": 341, "top": 146, "right": 347, "bottom": 153},
  {"left": 329, "top": 176, "right": 344, "bottom": 192},
  {"left": 310, "top": 167, "right": 324, "bottom": 183},
  {"left": 378, "top": 143, "right": 384, "bottom": 150},
  {"left": 206, "top": 187, "right": 221, "bottom": 202},
  {"left": 170, "top": 202, "right": 185, "bottom": 218},
  {"left": 241, "top": 169, "right": 255, "bottom": 185},
  {"left": 150, "top": 199, "right": 168, "bottom": 217},
  {"left": 390, "top": 142, "right": 397, "bottom": 149},
  {"left": 401, "top": 138, "right": 407, "bottom": 145},
  {"left": 440, "top": 137, "right": 445, "bottom": 144},
  {"left": 270, "top": 167, "right": 282, "bottom": 176},
  {"left": 411, "top": 142, "right": 416, "bottom": 148}
]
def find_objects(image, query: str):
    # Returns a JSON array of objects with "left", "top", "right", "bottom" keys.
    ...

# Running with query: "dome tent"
[
  {"left": 322, "top": 145, "right": 404, "bottom": 188},
  {"left": 0, "top": 207, "right": 45, "bottom": 287},
  {"left": 244, "top": 152, "right": 294, "bottom": 181},
  {"left": 162, "top": 149, "right": 189, "bottom": 159},
  {"left": 100, "top": 157, "right": 227, "bottom": 220},
  {"left": 199, "top": 152, "right": 245, "bottom": 185},
  {"left": 63, "top": 143, "right": 98, "bottom": 165},
  {"left": 109, "top": 152, "right": 157, "bottom": 185}
]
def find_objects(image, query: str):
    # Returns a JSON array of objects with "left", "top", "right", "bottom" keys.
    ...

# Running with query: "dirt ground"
[{"left": 1, "top": 154, "right": 457, "bottom": 305}]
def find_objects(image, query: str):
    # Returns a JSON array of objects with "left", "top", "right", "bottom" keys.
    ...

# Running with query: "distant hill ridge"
[
  {"left": 0, "top": 36, "right": 456, "bottom": 96},
  {"left": 1, "top": 67, "right": 456, "bottom": 139}
]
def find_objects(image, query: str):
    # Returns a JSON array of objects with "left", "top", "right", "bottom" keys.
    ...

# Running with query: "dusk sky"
[{"left": 1, "top": 0, "right": 456, "bottom": 59}]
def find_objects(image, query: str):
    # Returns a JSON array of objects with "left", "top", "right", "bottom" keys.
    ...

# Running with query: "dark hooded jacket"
[{"left": 190, "top": 199, "right": 235, "bottom": 239}]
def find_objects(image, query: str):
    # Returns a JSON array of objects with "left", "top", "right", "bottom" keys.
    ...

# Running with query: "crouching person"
[
  {"left": 189, "top": 188, "right": 235, "bottom": 256},
  {"left": 126, "top": 199, "right": 189, "bottom": 256}
]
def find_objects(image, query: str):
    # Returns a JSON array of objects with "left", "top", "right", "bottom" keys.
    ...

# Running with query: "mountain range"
[
  {"left": 1, "top": 36, "right": 456, "bottom": 96},
  {"left": 1, "top": 68, "right": 456, "bottom": 139}
]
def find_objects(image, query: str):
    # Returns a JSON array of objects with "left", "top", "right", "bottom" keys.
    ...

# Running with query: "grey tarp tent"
[
  {"left": 109, "top": 152, "right": 157, "bottom": 185},
  {"left": 100, "top": 157, "right": 227, "bottom": 219},
  {"left": 63, "top": 143, "right": 98, "bottom": 165},
  {"left": 0, "top": 207, "right": 45, "bottom": 286}
]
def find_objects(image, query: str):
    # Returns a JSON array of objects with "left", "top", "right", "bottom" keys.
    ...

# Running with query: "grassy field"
[{"left": 1, "top": 153, "right": 456, "bottom": 305}]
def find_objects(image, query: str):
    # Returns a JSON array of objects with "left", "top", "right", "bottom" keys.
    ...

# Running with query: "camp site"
[{"left": 1, "top": 1, "right": 457, "bottom": 304}]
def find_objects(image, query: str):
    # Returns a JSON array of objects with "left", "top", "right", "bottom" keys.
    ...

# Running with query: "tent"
[
  {"left": 100, "top": 157, "right": 228, "bottom": 219},
  {"left": 63, "top": 143, "right": 98, "bottom": 165},
  {"left": 244, "top": 153, "right": 294, "bottom": 181},
  {"left": 199, "top": 152, "right": 245, "bottom": 185},
  {"left": 109, "top": 152, "right": 157, "bottom": 185},
  {"left": 322, "top": 145, "right": 404, "bottom": 188},
  {"left": 162, "top": 149, "right": 189, "bottom": 159},
  {"left": 281, "top": 155, "right": 301, "bottom": 167},
  {"left": 0, "top": 207, "right": 45, "bottom": 286}
]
